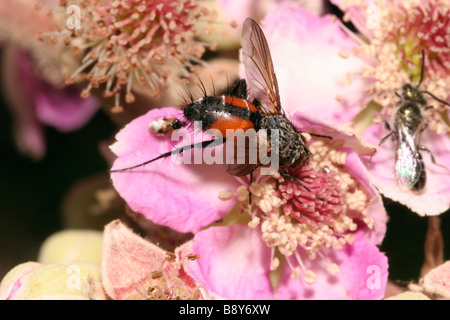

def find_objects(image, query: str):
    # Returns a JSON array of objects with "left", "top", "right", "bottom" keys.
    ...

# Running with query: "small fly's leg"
[
  {"left": 279, "top": 166, "right": 324, "bottom": 201},
  {"left": 419, "top": 145, "right": 450, "bottom": 174},
  {"left": 111, "top": 138, "right": 225, "bottom": 172}
]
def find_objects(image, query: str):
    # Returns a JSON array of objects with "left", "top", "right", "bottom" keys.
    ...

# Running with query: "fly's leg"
[{"left": 279, "top": 166, "right": 324, "bottom": 202}]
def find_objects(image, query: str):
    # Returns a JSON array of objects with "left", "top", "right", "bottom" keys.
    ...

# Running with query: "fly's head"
[{"left": 401, "top": 84, "right": 426, "bottom": 106}]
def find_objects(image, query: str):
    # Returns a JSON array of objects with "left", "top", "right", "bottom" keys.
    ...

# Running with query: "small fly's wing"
[
  {"left": 395, "top": 124, "right": 425, "bottom": 190},
  {"left": 225, "top": 129, "right": 271, "bottom": 176},
  {"left": 241, "top": 18, "right": 281, "bottom": 115}
]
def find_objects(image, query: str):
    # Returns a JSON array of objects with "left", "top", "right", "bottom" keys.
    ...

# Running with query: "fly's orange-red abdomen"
[
  {"left": 205, "top": 96, "right": 257, "bottom": 137},
  {"left": 209, "top": 116, "right": 255, "bottom": 137},
  {"left": 183, "top": 95, "right": 259, "bottom": 137}
]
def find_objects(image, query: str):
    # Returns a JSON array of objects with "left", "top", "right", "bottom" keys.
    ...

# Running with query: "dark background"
[{"left": 0, "top": 83, "right": 118, "bottom": 278}]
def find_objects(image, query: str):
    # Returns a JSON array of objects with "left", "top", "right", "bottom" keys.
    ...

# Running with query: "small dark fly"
[
  {"left": 111, "top": 18, "right": 331, "bottom": 199},
  {"left": 378, "top": 49, "right": 450, "bottom": 191}
]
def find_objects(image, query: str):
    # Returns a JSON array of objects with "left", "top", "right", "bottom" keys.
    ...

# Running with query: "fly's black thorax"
[
  {"left": 257, "top": 115, "right": 310, "bottom": 167},
  {"left": 183, "top": 96, "right": 260, "bottom": 131},
  {"left": 183, "top": 96, "right": 223, "bottom": 131},
  {"left": 394, "top": 102, "right": 424, "bottom": 135}
]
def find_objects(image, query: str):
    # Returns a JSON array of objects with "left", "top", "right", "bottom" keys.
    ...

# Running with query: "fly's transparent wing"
[{"left": 241, "top": 18, "right": 281, "bottom": 115}]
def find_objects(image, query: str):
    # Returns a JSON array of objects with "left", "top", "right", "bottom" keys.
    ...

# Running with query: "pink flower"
[
  {"left": 1, "top": 45, "right": 99, "bottom": 160},
  {"left": 184, "top": 114, "right": 387, "bottom": 299},
  {"left": 189, "top": 227, "right": 388, "bottom": 299},
  {"left": 38, "top": 0, "right": 220, "bottom": 113},
  {"left": 110, "top": 104, "right": 388, "bottom": 298},
  {"left": 108, "top": 4, "right": 389, "bottom": 299},
  {"left": 258, "top": 2, "right": 450, "bottom": 215},
  {"left": 334, "top": 0, "right": 450, "bottom": 215}
]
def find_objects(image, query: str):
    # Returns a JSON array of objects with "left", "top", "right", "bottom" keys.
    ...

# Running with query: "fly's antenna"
[
  {"left": 416, "top": 48, "right": 425, "bottom": 88},
  {"left": 412, "top": 49, "right": 450, "bottom": 108},
  {"left": 421, "top": 91, "right": 450, "bottom": 108}
]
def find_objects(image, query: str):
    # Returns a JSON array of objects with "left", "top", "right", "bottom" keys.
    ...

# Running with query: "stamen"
[
  {"left": 218, "top": 135, "right": 373, "bottom": 281},
  {"left": 327, "top": 263, "right": 341, "bottom": 276},
  {"left": 303, "top": 270, "right": 317, "bottom": 285},
  {"left": 134, "top": 251, "right": 208, "bottom": 300},
  {"left": 38, "top": 0, "right": 220, "bottom": 112},
  {"left": 339, "top": 0, "right": 450, "bottom": 133}
]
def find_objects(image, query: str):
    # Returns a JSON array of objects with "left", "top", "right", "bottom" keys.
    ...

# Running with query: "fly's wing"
[
  {"left": 241, "top": 18, "right": 281, "bottom": 115},
  {"left": 225, "top": 129, "right": 272, "bottom": 176},
  {"left": 395, "top": 124, "right": 425, "bottom": 190}
]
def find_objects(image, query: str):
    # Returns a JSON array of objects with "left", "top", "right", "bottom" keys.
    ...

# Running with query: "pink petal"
[
  {"left": 246, "top": 4, "right": 370, "bottom": 123},
  {"left": 292, "top": 111, "right": 376, "bottom": 156},
  {"left": 330, "top": 0, "right": 375, "bottom": 37},
  {"left": 344, "top": 151, "right": 387, "bottom": 245},
  {"left": 363, "top": 123, "right": 450, "bottom": 216},
  {"left": 1, "top": 45, "right": 99, "bottom": 159},
  {"left": 276, "top": 232, "right": 388, "bottom": 299},
  {"left": 220, "top": 0, "right": 327, "bottom": 35},
  {"left": 34, "top": 81, "right": 99, "bottom": 132},
  {"left": 110, "top": 107, "right": 241, "bottom": 233},
  {"left": 188, "top": 225, "right": 275, "bottom": 299},
  {"left": 421, "top": 261, "right": 450, "bottom": 298},
  {"left": 13, "top": 46, "right": 99, "bottom": 132},
  {"left": 1, "top": 45, "right": 45, "bottom": 160},
  {"left": 101, "top": 220, "right": 167, "bottom": 300}
]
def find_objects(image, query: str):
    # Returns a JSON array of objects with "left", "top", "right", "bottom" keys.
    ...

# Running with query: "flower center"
[
  {"left": 105, "top": 0, "right": 201, "bottom": 62},
  {"left": 271, "top": 164, "right": 355, "bottom": 260},
  {"left": 223, "top": 140, "right": 373, "bottom": 284},
  {"left": 391, "top": 4, "right": 450, "bottom": 81},
  {"left": 339, "top": 0, "right": 450, "bottom": 133}
]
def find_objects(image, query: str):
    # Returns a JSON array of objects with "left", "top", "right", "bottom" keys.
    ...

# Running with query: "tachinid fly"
[{"left": 112, "top": 18, "right": 331, "bottom": 199}]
